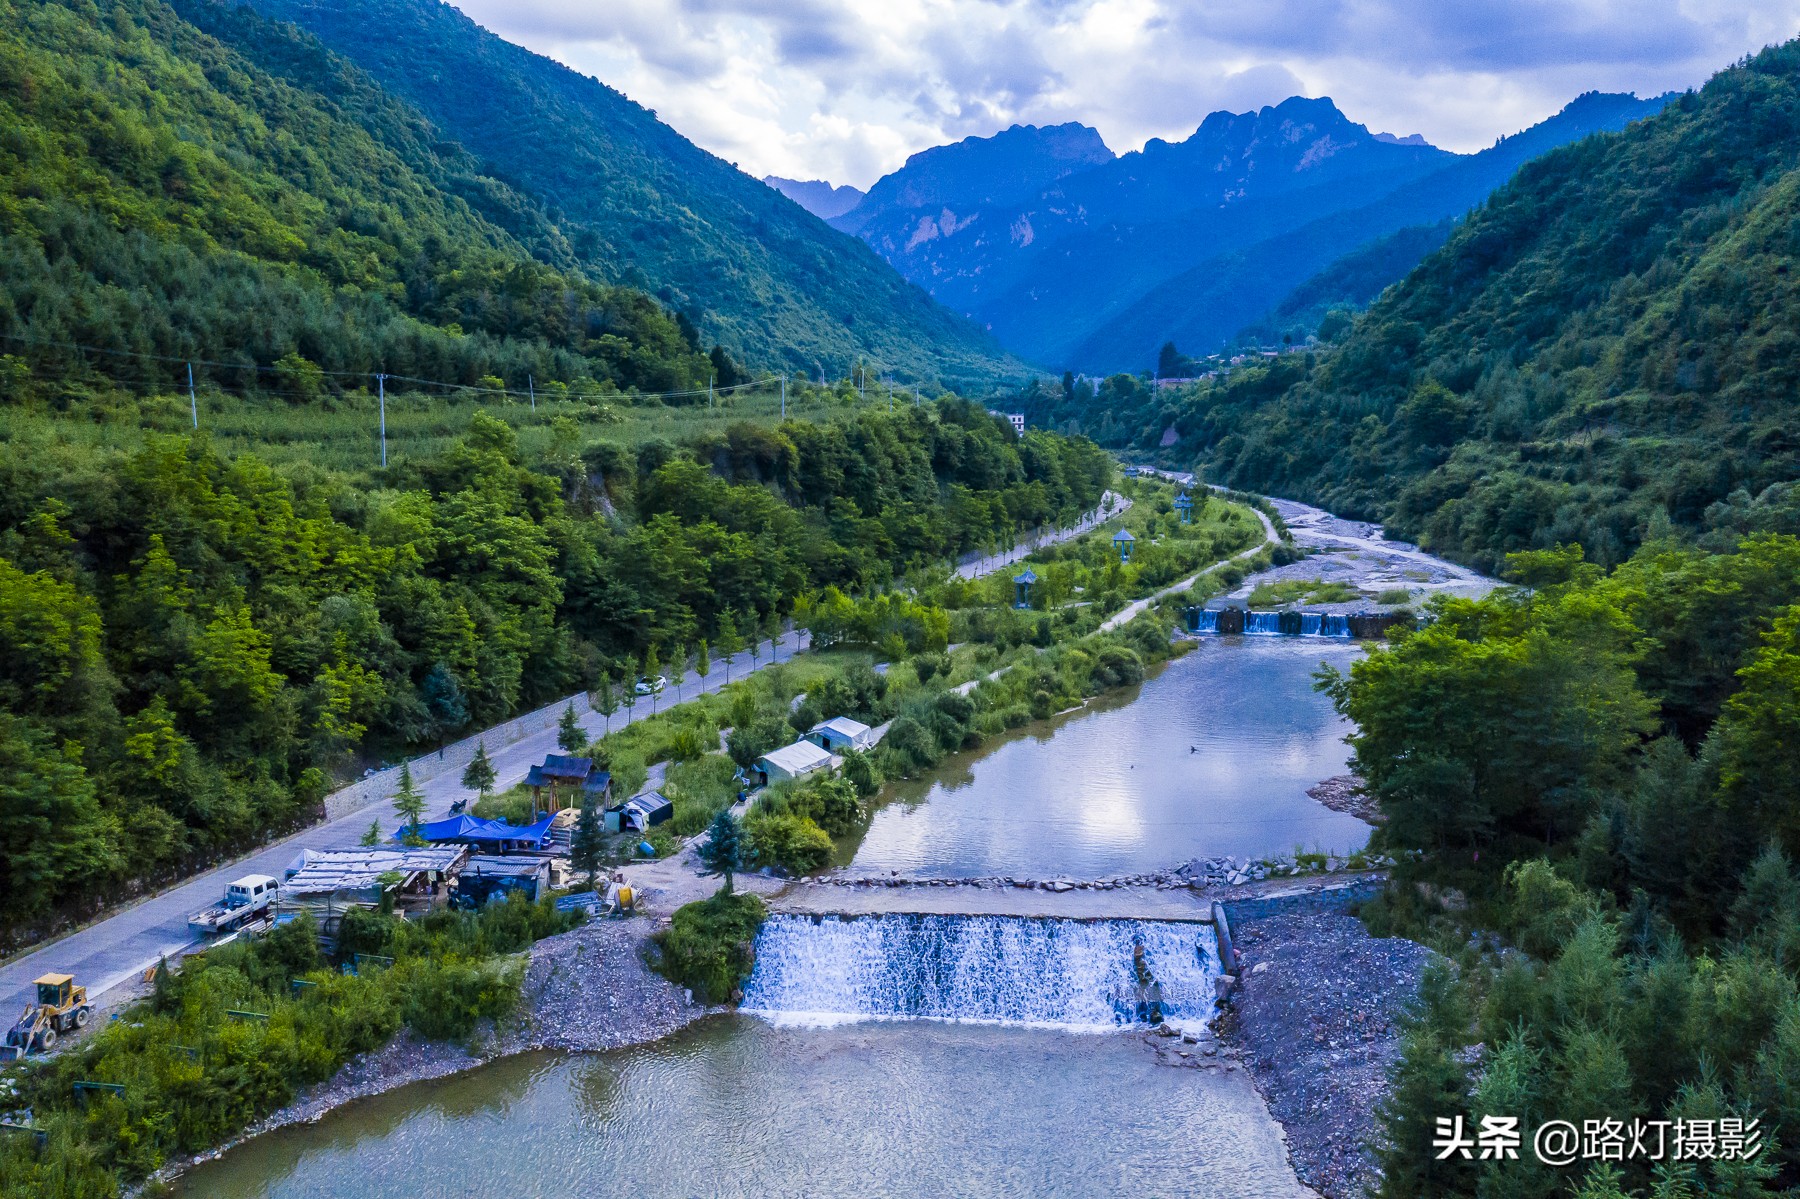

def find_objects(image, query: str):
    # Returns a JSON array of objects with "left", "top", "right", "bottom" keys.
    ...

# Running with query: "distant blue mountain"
[
  {"left": 837, "top": 92, "right": 1672, "bottom": 372},
  {"left": 764, "top": 176, "right": 865, "bottom": 220}
]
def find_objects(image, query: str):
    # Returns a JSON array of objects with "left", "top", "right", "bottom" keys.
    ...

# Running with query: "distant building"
[
  {"left": 987, "top": 409, "right": 1026, "bottom": 435},
  {"left": 808, "top": 716, "right": 875, "bottom": 753},
  {"left": 756, "top": 739, "right": 837, "bottom": 785}
]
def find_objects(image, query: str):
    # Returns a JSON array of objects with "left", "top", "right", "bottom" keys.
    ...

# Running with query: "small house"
[
  {"left": 277, "top": 845, "right": 468, "bottom": 939},
  {"left": 604, "top": 791, "right": 674, "bottom": 833},
  {"left": 454, "top": 855, "right": 551, "bottom": 907},
  {"left": 526, "top": 754, "right": 602, "bottom": 815},
  {"left": 756, "top": 739, "right": 837, "bottom": 785},
  {"left": 807, "top": 716, "right": 875, "bottom": 754}
]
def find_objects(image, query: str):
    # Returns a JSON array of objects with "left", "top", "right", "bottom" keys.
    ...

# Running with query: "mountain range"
[
  {"left": 764, "top": 177, "right": 865, "bottom": 220},
  {"left": 1047, "top": 39, "right": 1800, "bottom": 573},
  {"left": 830, "top": 92, "right": 1670, "bottom": 372}
]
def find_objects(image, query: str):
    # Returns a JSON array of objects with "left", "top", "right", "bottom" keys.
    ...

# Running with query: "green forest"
[
  {"left": 1336, "top": 523, "right": 1800, "bottom": 1197},
  {"left": 0, "top": 397, "right": 1108, "bottom": 943},
  {"left": 221, "top": 0, "right": 1017, "bottom": 385},
  {"left": 1021, "top": 39, "right": 1800, "bottom": 576},
  {"left": 0, "top": 0, "right": 730, "bottom": 405}
]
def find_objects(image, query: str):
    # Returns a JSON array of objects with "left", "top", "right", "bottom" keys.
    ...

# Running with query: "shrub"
[
  {"left": 652, "top": 890, "right": 768, "bottom": 1003},
  {"left": 746, "top": 811, "right": 833, "bottom": 873}
]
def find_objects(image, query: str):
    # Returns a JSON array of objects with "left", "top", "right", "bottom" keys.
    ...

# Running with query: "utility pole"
[
  {"left": 187, "top": 362, "right": 197, "bottom": 429},
  {"left": 377, "top": 373, "right": 387, "bottom": 468},
  {"left": 528, "top": 374, "right": 535, "bottom": 411}
]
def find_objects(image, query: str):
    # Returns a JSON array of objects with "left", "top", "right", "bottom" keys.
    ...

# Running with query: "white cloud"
[{"left": 451, "top": 0, "right": 1800, "bottom": 187}]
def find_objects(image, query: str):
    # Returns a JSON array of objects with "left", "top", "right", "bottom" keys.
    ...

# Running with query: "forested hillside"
[
  {"left": 1339, "top": 529, "right": 1800, "bottom": 1198},
  {"left": 0, "top": 400, "right": 1108, "bottom": 941},
  {"left": 231, "top": 0, "right": 1017, "bottom": 385},
  {"left": 0, "top": 0, "right": 715, "bottom": 401},
  {"left": 1099, "top": 41, "right": 1800, "bottom": 571}
]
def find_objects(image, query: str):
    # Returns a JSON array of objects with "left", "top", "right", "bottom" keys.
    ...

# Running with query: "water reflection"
[
  {"left": 175, "top": 1018, "right": 1312, "bottom": 1199},
  {"left": 844, "top": 638, "right": 1370, "bottom": 877}
]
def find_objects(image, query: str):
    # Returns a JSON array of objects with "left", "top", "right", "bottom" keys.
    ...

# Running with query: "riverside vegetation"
[
  {"left": 640, "top": 481, "right": 1267, "bottom": 1000},
  {"left": 0, "top": 894, "right": 577, "bottom": 1199},
  {"left": 1324, "top": 527, "right": 1800, "bottom": 1198}
]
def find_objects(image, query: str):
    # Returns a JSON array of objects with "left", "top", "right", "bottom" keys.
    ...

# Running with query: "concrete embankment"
[{"left": 771, "top": 866, "right": 1386, "bottom": 922}]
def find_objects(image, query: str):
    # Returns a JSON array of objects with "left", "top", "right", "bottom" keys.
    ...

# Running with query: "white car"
[{"left": 634, "top": 675, "right": 667, "bottom": 696}]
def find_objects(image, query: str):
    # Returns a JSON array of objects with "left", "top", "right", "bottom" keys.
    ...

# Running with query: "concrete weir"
[
  {"left": 771, "top": 871, "right": 1387, "bottom": 924},
  {"left": 772, "top": 880, "right": 1217, "bottom": 922}
]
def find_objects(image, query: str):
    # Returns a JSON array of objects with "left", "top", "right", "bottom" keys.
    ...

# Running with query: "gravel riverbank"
[{"left": 1220, "top": 882, "right": 1434, "bottom": 1199}]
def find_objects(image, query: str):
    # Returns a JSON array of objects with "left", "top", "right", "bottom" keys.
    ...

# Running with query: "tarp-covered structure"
[
  {"left": 604, "top": 791, "right": 674, "bottom": 833},
  {"left": 454, "top": 856, "right": 550, "bottom": 907},
  {"left": 277, "top": 846, "right": 468, "bottom": 938},
  {"left": 399, "top": 813, "right": 554, "bottom": 852}
]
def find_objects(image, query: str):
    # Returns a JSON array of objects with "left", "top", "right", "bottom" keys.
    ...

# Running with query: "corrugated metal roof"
[{"left": 281, "top": 846, "right": 467, "bottom": 895}]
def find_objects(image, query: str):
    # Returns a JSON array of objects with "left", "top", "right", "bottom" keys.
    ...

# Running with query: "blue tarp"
[{"left": 398, "top": 813, "right": 554, "bottom": 848}]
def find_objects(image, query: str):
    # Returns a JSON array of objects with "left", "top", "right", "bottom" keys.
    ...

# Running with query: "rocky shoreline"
[
  {"left": 1219, "top": 881, "right": 1433, "bottom": 1199},
  {"left": 153, "top": 916, "right": 707, "bottom": 1186},
  {"left": 1307, "top": 774, "right": 1384, "bottom": 825}
]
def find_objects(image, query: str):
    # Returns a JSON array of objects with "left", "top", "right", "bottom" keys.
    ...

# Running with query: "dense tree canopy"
[{"left": 0, "top": 399, "right": 1107, "bottom": 939}]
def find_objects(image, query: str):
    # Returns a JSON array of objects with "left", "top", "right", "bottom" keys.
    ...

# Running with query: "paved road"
[
  {"left": 0, "top": 630, "right": 812, "bottom": 1015},
  {"left": 0, "top": 494, "right": 1129, "bottom": 1016},
  {"left": 953, "top": 491, "right": 1129, "bottom": 580}
]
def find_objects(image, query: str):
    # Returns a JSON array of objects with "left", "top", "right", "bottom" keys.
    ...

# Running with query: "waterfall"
[
  {"left": 1319, "top": 614, "right": 1351, "bottom": 637},
  {"left": 1244, "top": 611, "right": 1281, "bottom": 634},
  {"left": 1300, "top": 612, "right": 1321, "bottom": 635},
  {"left": 742, "top": 914, "right": 1220, "bottom": 1031},
  {"left": 1192, "top": 609, "right": 1219, "bottom": 633}
]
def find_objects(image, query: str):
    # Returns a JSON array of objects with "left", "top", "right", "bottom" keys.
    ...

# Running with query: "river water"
[
  {"left": 844, "top": 636, "right": 1370, "bottom": 877},
  {"left": 174, "top": 1017, "right": 1311, "bottom": 1199}
]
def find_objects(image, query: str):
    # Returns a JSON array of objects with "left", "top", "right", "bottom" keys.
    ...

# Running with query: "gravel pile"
[
  {"left": 1221, "top": 885, "right": 1434, "bottom": 1199},
  {"left": 521, "top": 916, "right": 708, "bottom": 1052}
]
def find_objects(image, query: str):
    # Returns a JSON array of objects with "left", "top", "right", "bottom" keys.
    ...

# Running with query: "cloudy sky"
[{"left": 455, "top": 1, "right": 1800, "bottom": 189}]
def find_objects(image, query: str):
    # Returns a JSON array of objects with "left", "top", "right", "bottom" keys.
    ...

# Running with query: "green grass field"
[{"left": 0, "top": 379, "right": 904, "bottom": 474}]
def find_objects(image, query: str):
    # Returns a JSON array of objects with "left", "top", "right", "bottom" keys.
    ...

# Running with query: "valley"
[{"left": 4, "top": 4, "right": 1800, "bottom": 1198}]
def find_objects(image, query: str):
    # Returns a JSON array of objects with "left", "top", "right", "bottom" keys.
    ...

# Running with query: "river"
[
  {"left": 174, "top": 1016, "right": 1311, "bottom": 1199},
  {"left": 843, "top": 636, "right": 1370, "bottom": 876}
]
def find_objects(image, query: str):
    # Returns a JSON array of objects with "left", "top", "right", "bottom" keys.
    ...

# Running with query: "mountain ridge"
[
  {"left": 231, "top": 0, "right": 1021, "bottom": 386},
  {"left": 764, "top": 176, "right": 865, "bottom": 220}
]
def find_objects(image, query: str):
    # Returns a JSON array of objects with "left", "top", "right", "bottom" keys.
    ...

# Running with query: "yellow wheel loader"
[{"left": 1, "top": 974, "right": 91, "bottom": 1060}]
